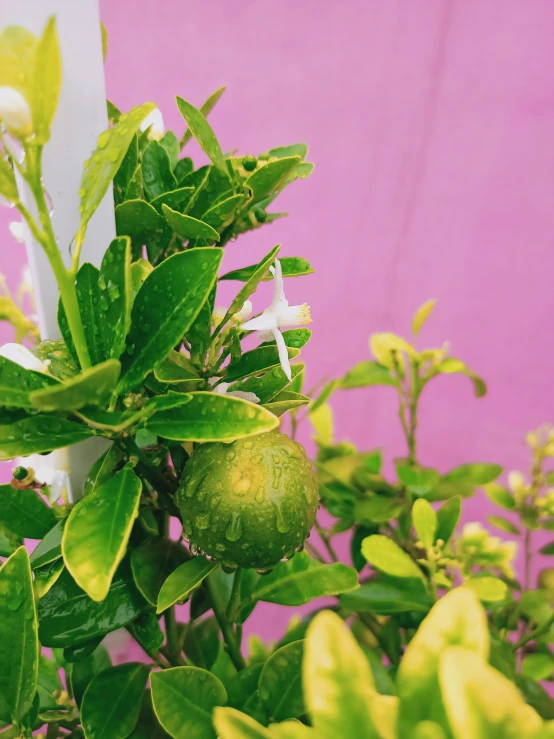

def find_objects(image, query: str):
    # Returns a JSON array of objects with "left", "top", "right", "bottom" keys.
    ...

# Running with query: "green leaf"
[
  {"left": 32, "top": 340, "right": 78, "bottom": 381},
  {"left": 179, "top": 86, "right": 226, "bottom": 148},
  {"left": 115, "top": 199, "right": 165, "bottom": 241},
  {"left": 264, "top": 391, "right": 310, "bottom": 417},
  {"left": 127, "top": 609, "right": 164, "bottom": 653},
  {"left": 183, "top": 617, "right": 221, "bottom": 671},
  {"left": 540, "top": 542, "right": 554, "bottom": 556},
  {"left": 0, "top": 548, "right": 39, "bottom": 724},
  {"left": 98, "top": 236, "right": 133, "bottom": 359},
  {"left": 146, "top": 392, "right": 279, "bottom": 442},
  {"left": 38, "top": 564, "right": 147, "bottom": 647},
  {"left": 442, "top": 463, "right": 502, "bottom": 486},
  {"left": 340, "top": 580, "right": 431, "bottom": 615},
  {"left": 397, "top": 588, "right": 489, "bottom": 734},
  {"left": 465, "top": 576, "right": 509, "bottom": 603},
  {"left": 83, "top": 444, "right": 124, "bottom": 496},
  {"left": 142, "top": 140, "right": 177, "bottom": 200},
  {"left": 157, "top": 556, "right": 218, "bottom": 613},
  {"left": 220, "top": 256, "right": 313, "bottom": 282},
  {"left": 260, "top": 329, "right": 312, "bottom": 350},
  {"left": 0, "top": 355, "right": 58, "bottom": 408},
  {"left": 225, "top": 346, "right": 301, "bottom": 383},
  {"left": 435, "top": 497, "right": 461, "bottom": 544},
  {"left": 412, "top": 499, "right": 437, "bottom": 549},
  {"left": 81, "top": 663, "right": 150, "bottom": 739},
  {"left": 240, "top": 551, "right": 358, "bottom": 611},
  {"left": 340, "top": 361, "right": 396, "bottom": 389},
  {"left": 151, "top": 666, "right": 227, "bottom": 739},
  {"left": 488, "top": 515, "right": 520, "bottom": 535},
  {"left": 484, "top": 483, "right": 516, "bottom": 511},
  {"left": 118, "top": 248, "right": 222, "bottom": 392},
  {"left": 354, "top": 495, "right": 404, "bottom": 525},
  {"left": 129, "top": 689, "right": 171, "bottom": 739},
  {"left": 397, "top": 465, "right": 440, "bottom": 498},
  {"left": 162, "top": 203, "right": 220, "bottom": 241},
  {"left": 0, "top": 484, "right": 57, "bottom": 539},
  {"left": 225, "top": 245, "right": 281, "bottom": 324},
  {"left": 63, "top": 467, "right": 142, "bottom": 601},
  {"left": 362, "top": 535, "right": 424, "bottom": 580},
  {"left": 151, "top": 187, "right": 195, "bottom": 214},
  {"left": 160, "top": 131, "right": 180, "bottom": 169},
  {"left": 515, "top": 675, "right": 554, "bottom": 721},
  {"left": 431, "top": 357, "right": 487, "bottom": 398},
  {"left": 0, "top": 153, "right": 18, "bottom": 204},
  {"left": 79, "top": 103, "right": 156, "bottom": 238},
  {"left": 37, "top": 655, "right": 62, "bottom": 711},
  {"left": 245, "top": 157, "right": 301, "bottom": 203},
  {"left": 176, "top": 96, "right": 228, "bottom": 175},
  {"left": 0, "top": 416, "right": 93, "bottom": 460},
  {"left": 259, "top": 641, "right": 304, "bottom": 721},
  {"left": 213, "top": 708, "right": 273, "bottom": 739},
  {"left": 34, "top": 558, "right": 64, "bottom": 598},
  {"left": 114, "top": 135, "right": 138, "bottom": 201},
  {"left": 31, "top": 16, "right": 61, "bottom": 143},
  {"left": 30, "top": 520, "right": 65, "bottom": 568},
  {"left": 69, "top": 644, "right": 112, "bottom": 707},
  {"left": 235, "top": 363, "right": 304, "bottom": 405},
  {"left": 30, "top": 359, "right": 120, "bottom": 411},
  {"left": 131, "top": 538, "right": 188, "bottom": 606},
  {"left": 303, "top": 611, "right": 380, "bottom": 739},
  {"left": 269, "top": 143, "right": 308, "bottom": 160},
  {"left": 412, "top": 299, "right": 436, "bottom": 336}
]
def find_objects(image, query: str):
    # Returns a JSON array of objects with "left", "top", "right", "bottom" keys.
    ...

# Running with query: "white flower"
[
  {"left": 233, "top": 300, "right": 253, "bottom": 322},
  {"left": 0, "top": 87, "right": 32, "bottom": 138},
  {"left": 240, "top": 259, "right": 311, "bottom": 381},
  {"left": 9, "top": 222, "right": 24, "bottom": 243},
  {"left": 0, "top": 342, "right": 46, "bottom": 372},
  {"left": 140, "top": 107, "right": 164, "bottom": 140},
  {"left": 16, "top": 450, "right": 71, "bottom": 502},
  {"left": 210, "top": 378, "right": 259, "bottom": 404}
]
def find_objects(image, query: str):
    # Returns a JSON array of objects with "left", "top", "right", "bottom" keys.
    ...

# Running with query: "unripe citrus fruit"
[{"left": 177, "top": 430, "right": 319, "bottom": 570}]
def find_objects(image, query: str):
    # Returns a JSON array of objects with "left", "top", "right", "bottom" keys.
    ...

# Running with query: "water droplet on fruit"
[{"left": 225, "top": 512, "right": 243, "bottom": 542}]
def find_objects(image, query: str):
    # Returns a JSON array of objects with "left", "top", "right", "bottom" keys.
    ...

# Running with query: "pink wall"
[{"left": 2, "top": 0, "right": 554, "bottom": 639}]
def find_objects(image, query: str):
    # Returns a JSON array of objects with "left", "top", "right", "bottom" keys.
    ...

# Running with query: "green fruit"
[
  {"left": 177, "top": 430, "right": 319, "bottom": 570},
  {"left": 242, "top": 154, "right": 257, "bottom": 171}
]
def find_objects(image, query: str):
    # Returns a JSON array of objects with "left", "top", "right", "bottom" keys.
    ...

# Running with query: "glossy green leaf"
[
  {"left": 29, "top": 520, "right": 63, "bottom": 569},
  {"left": 142, "top": 140, "right": 177, "bottom": 200},
  {"left": 340, "top": 580, "right": 431, "bottom": 615},
  {"left": 397, "top": 588, "right": 489, "bottom": 733},
  {"left": 225, "top": 245, "right": 281, "bottom": 322},
  {"left": 31, "top": 16, "right": 61, "bottom": 143},
  {"left": 114, "top": 135, "right": 138, "bottom": 200},
  {"left": 521, "top": 653, "right": 554, "bottom": 682},
  {"left": 97, "top": 236, "right": 133, "bottom": 359},
  {"left": 264, "top": 391, "right": 310, "bottom": 417},
  {"left": 38, "top": 565, "right": 147, "bottom": 647},
  {"left": 162, "top": 203, "right": 220, "bottom": 241},
  {"left": 0, "top": 355, "right": 58, "bottom": 408},
  {"left": 225, "top": 346, "right": 301, "bottom": 383},
  {"left": 0, "top": 484, "right": 57, "bottom": 539},
  {"left": 157, "top": 556, "right": 218, "bottom": 613},
  {"left": 412, "top": 299, "right": 436, "bottom": 337},
  {"left": 160, "top": 131, "right": 180, "bottom": 169},
  {"left": 0, "top": 415, "right": 93, "bottom": 460},
  {"left": 0, "top": 153, "right": 18, "bottom": 204},
  {"left": 184, "top": 165, "right": 231, "bottom": 219},
  {"left": 220, "top": 256, "right": 313, "bottom": 282},
  {"left": 151, "top": 666, "right": 227, "bottom": 739},
  {"left": 259, "top": 641, "right": 304, "bottom": 721},
  {"left": 30, "top": 359, "right": 120, "bottom": 411},
  {"left": 33, "top": 559, "right": 63, "bottom": 600},
  {"left": 180, "top": 86, "right": 226, "bottom": 147},
  {"left": 213, "top": 707, "right": 274, "bottom": 739},
  {"left": 269, "top": 143, "right": 308, "bottom": 160},
  {"left": 151, "top": 187, "right": 195, "bottom": 214},
  {"left": 63, "top": 466, "right": 142, "bottom": 601},
  {"left": 465, "top": 576, "right": 509, "bottom": 603},
  {"left": 146, "top": 391, "right": 279, "bottom": 442},
  {"left": 118, "top": 249, "right": 222, "bottom": 391},
  {"left": 431, "top": 357, "right": 487, "bottom": 397},
  {"left": 176, "top": 96, "right": 228, "bottom": 175},
  {"left": 397, "top": 465, "right": 440, "bottom": 498},
  {"left": 435, "top": 497, "right": 461, "bottom": 545},
  {"left": 304, "top": 611, "right": 380, "bottom": 739},
  {"left": 69, "top": 644, "right": 112, "bottom": 707},
  {"left": 440, "top": 647, "right": 542, "bottom": 739},
  {"left": 260, "top": 328, "right": 312, "bottom": 350},
  {"left": 37, "top": 655, "right": 62, "bottom": 711},
  {"left": 129, "top": 689, "right": 171, "bottom": 739},
  {"left": 340, "top": 361, "right": 396, "bottom": 389},
  {"left": 127, "top": 609, "right": 164, "bottom": 653},
  {"left": 154, "top": 351, "right": 199, "bottom": 383},
  {"left": 413, "top": 499, "right": 437, "bottom": 549},
  {"left": 240, "top": 551, "right": 358, "bottom": 611},
  {"left": 79, "top": 103, "right": 156, "bottom": 237},
  {"left": 0, "top": 548, "right": 39, "bottom": 724},
  {"left": 202, "top": 193, "right": 244, "bottom": 233},
  {"left": 442, "top": 463, "right": 502, "bottom": 486},
  {"left": 245, "top": 157, "right": 301, "bottom": 202},
  {"left": 235, "top": 363, "right": 304, "bottom": 405},
  {"left": 81, "top": 663, "right": 150, "bottom": 739},
  {"left": 32, "top": 339, "right": 78, "bottom": 380},
  {"left": 484, "top": 483, "right": 515, "bottom": 511},
  {"left": 131, "top": 538, "right": 188, "bottom": 606},
  {"left": 115, "top": 199, "right": 165, "bottom": 239},
  {"left": 362, "top": 535, "right": 424, "bottom": 580},
  {"left": 354, "top": 495, "right": 404, "bottom": 525},
  {"left": 83, "top": 443, "right": 124, "bottom": 496},
  {"left": 488, "top": 514, "right": 520, "bottom": 535}
]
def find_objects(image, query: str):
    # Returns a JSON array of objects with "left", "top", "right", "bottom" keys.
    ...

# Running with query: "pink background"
[{"left": 2, "top": 0, "right": 554, "bottom": 643}]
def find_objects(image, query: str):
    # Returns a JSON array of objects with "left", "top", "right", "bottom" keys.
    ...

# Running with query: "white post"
[{"left": 2, "top": 0, "right": 114, "bottom": 497}]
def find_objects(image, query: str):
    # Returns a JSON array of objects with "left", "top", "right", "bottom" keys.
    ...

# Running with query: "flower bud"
[
  {"left": 0, "top": 87, "right": 32, "bottom": 138},
  {"left": 9, "top": 222, "right": 24, "bottom": 243},
  {"left": 139, "top": 107, "right": 164, "bottom": 140}
]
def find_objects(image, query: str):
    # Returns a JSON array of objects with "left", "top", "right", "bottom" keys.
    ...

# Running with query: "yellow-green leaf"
[
  {"left": 465, "top": 576, "right": 509, "bottom": 603},
  {"left": 30, "top": 359, "right": 120, "bottom": 411},
  {"left": 176, "top": 96, "right": 228, "bottom": 175},
  {"left": 362, "top": 535, "right": 424, "bottom": 580},
  {"left": 412, "top": 299, "right": 436, "bottom": 336},
  {"left": 0, "top": 153, "right": 18, "bottom": 204},
  {"left": 412, "top": 499, "right": 437, "bottom": 550},
  {"left": 62, "top": 467, "right": 142, "bottom": 601},
  {"left": 156, "top": 557, "right": 218, "bottom": 614},
  {"left": 179, "top": 86, "right": 226, "bottom": 149},
  {"left": 31, "top": 16, "right": 61, "bottom": 143},
  {"left": 370, "top": 333, "right": 414, "bottom": 371}
]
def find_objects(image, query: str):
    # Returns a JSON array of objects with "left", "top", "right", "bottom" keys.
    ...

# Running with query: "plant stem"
[
  {"left": 226, "top": 567, "right": 243, "bottom": 621},
  {"left": 305, "top": 540, "right": 326, "bottom": 563},
  {"left": 315, "top": 518, "right": 338, "bottom": 563},
  {"left": 119, "top": 436, "right": 180, "bottom": 516},
  {"left": 513, "top": 613, "right": 554, "bottom": 651},
  {"left": 205, "top": 575, "right": 246, "bottom": 670},
  {"left": 523, "top": 528, "right": 533, "bottom": 592}
]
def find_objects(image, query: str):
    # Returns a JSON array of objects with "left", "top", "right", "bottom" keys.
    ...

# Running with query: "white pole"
[{"left": 2, "top": 0, "right": 113, "bottom": 497}]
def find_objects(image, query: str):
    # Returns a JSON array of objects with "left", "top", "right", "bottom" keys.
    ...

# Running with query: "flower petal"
[
  {"left": 0, "top": 343, "right": 46, "bottom": 372},
  {"left": 271, "top": 328, "right": 292, "bottom": 381},
  {"left": 269, "top": 259, "right": 287, "bottom": 312},
  {"left": 240, "top": 313, "right": 278, "bottom": 332}
]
